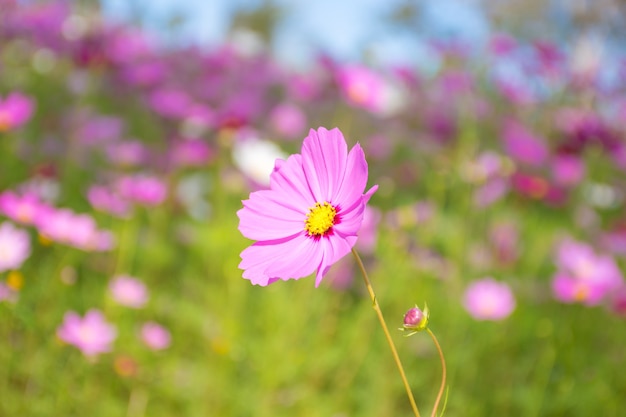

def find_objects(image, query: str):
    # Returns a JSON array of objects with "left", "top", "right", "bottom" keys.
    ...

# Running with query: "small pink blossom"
[
  {"left": 87, "top": 185, "right": 131, "bottom": 218},
  {"left": 57, "top": 309, "right": 117, "bottom": 357},
  {"left": 0, "top": 191, "right": 51, "bottom": 225},
  {"left": 170, "top": 138, "right": 214, "bottom": 168},
  {"left": 36, "top": 208, "right": 114, "bottom": 251},
  {"left": 0, "top": 222, "right": 31, "bottom": 272},
  {"left": 140, "top": 322, "right": 171, "bottom": 350},
  {"left": 551, "top": 155, "right": 585, "bottom": 187},
  {"left": 109, "top": 275, "right": 148, "bottom": 308},
  {"left": 552, "top": 239, "right": 624, "bottom": 306},
  {"left": 502, "top": 120, "right": 548, "bottom": 167},
  {"left": 116, "top": 175, "right": 167, "bottom": 206},
  {"left": 270, "top": 103, "right": 307, "bottom": 139},
  {"left": 463, "top": 278, "right": 516, "bottom": 321},
  {"left": 0, "top": 92, "right": 35, "bottom": 131}
]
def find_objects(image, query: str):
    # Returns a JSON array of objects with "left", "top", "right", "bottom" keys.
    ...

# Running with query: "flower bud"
[{"left": 399, "top": 304, "right": 429, "bottom": 336}]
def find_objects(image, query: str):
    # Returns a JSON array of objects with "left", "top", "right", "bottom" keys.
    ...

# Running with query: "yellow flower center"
[{"left": 305, "top": 202, "right": 337, "bottom": 237}]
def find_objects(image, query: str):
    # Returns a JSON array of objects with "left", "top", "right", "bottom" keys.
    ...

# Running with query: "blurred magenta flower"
[
  {"left": 400, "top": 304, "right": 429, "bottom": 335},
  {"left": 140, "top": 322, "right": 171, "bottom": 350},
  {"left": 116, "top": 174, "right": 167, "bottom": 206},
  {"left": 502, "top": 120, "right": 548, "bottom": 167},
  {"left": 269, "top": 102, "right": 307, "bottom": 139},
  {"left": 551, "top": 154, "right": 585, "bottom": 187},
  {"left": 170, "top": 138, "right": 214, "bottom": 168},
  {"left": 87, "top": 185, "right": 131, "bottom": 218},
  {"left": 552, "top": 239, "right": 624, "bottom": 306},
  {"left": 0, "top": 92, "right": 34, "bottom": 132},
  {"left": 0, "top": 222, "right": 31, "bottom": 272},
  {"left": 463, "top": 278, "right": 516, "bottom": 321},
  {"left": 336, "top": 65, "right": 387, "bottom": 114},
  {"left": 237, "top": 127, "right": 377, "bottom": 287},
  {"left": 36, "top": 208, "right": 114, "bottom": 251},
  {"left": 0, "top": 191, "right": 50, "bottom": 225},
  {"left": 105, "top": 140, "right": 147, "bottom": 167},
  {"left": 57, "top": 309, "right": 117, "bottom": 357},
  {"left": 109, "top": 275, "right": 148, "bottom": 308}
]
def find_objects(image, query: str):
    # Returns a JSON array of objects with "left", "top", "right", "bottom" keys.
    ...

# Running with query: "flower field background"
[{"left": 1, "top": 2, "right": 626, "bottom": 416}]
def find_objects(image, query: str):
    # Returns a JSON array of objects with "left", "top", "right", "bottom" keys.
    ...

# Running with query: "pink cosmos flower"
[
  {"left": 57, "top": 309, "right": 117, "bottom": 357},
  {"left": 108, "top": 275, "right": 148, "bottom": 308},
  {"left": 140, "top": 322, "right": 171, "bottom": 350},
  {"left": 463, "top": 278, "right": 516, "bottom": 321},
  {"left": 237, "top": 127, "right": 378, "bottom": 287},
  {"left": 87, "top": 185, "right": 131, "bottom": 218},
  {"left": 502, "top": 120, "right": 548, "bottom": 167},
  {"left": 270, "top": 103, "right": 307, "bottom": 139},
  {"left": 36, "top": 208, "right": 114, "bottom": 251},
  {"left": 0, "top": 191, "right": 51, "bottom": 225},
  {"left": 552, "top": 239, "right": 624, "bottom": 306},
  {"left": 0, "top": 222, "right": 31, "bottom": 272},
  {"left": 551, "top": 155, "right": 585, "bottom": 187},
  {"left": 0, "top": 92, "right": 34, "bottom": 132},
  {"left": 116, "top": 175, "right": 167, "bottom": 206}
]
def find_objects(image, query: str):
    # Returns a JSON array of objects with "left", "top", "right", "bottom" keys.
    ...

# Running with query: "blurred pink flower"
[
  {"left": 170, "top": 138, "right": 214, "bottom": 168},
  {"left": 57, "top": 309, "right": 117, "bottom": 357},
  {"left": 551, "top": 155, "right": 585, "bottom": 186},
  {"left": 502, "top": 120, "right": 548, "bottom": 167},
  {"left": 463, "top": 278, "right": 516, "bottom": 321},
  {"left": 0, "top": 92, "right": 34, "bottom": 131},
  {"left": 356, "top": 206, "right": 381, "bottom": 255},
  {"left": 237, "top": 127, "right": 377, "bottom": 287},
  {"left": 36, "top": 208, "right": 114, "bottom": 251},
  {"left": 148, "top": 88, "right": 192, "bottom": 119},
  {"left": 552, "top": 239, "right": 624, "bottom": 306},
  {"left": 109, "top": 275, "right": 148, "bottom": 308},
  {"left": 105, "top": 140, "right": 147, "bottom": 166},
  {"left": 337, "top": 65, "right": 385, "bottom": 113},
  {"left": 140, "top": 322, "right": 171, "bottom": 350},
  {"left": 270, "top": 103, "right": 307, "bottom": 139},
  {"left": 87, "top": 185, "right": 131, "bottom": 218},
  {"left": 488, "top": 33, "right": 518, "bottom": 56},
  {"left": 116, "top": 175, "right": 167, "bottom": 206},
  {"left": 0, "top": 222, "right": 31, "bottom": 272},
  {"left": 0, "top": 191, "right": 51, "bottom": 225}
]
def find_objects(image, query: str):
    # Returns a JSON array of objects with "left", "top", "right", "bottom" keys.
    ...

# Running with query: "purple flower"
[
  {"left": 116, "top": 174, "right": 167, "bottom": 206},
  {"left": 0, "top": 222, "right": 31, "bottom": 272},
  {"left": 57, "top": 309, "right": 117, "bottom": 357},
  {"left": 502, "top": 120, "right": 548, "bottom": 167},
  {"left": 551, "top": 155, "right": 585, "bottom": 187},
  {"left": 87, "top": 185, "right": 131, "bottom": 218},
  {"left": 552, "top": 239, "right": 624, "bottom": 306},
  {"left": 140, "top": 322, "right": 171, "bottom": 350},
  {"left": 237, "top": 127, "right": 378, "bottom": 287},
  {"left": 109, "top": 275, "right": 148, "bottom": 308},
  {"left": 463, "top": 278, "right": 516, "bottom": 321},
  {"left": 0, "top": 191, "right": 51, "bottom": 225},
  {"left": 0, "top": 92, "right": 34, "bottom": 131},
  {"left": 270, "top": 103, "right": 307, "bottom": 139},
  {"left": 36, "top": 208, "right": 114, "bottom": 251}
]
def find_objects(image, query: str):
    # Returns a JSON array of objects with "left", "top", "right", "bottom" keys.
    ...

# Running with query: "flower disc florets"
[{"left": 305, "top": 202, "right": 339, "bottom": 237}]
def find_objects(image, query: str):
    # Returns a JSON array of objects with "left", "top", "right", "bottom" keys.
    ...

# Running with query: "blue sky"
[{"left": 101, "top": 0, "right": 490, "bottom": 69}]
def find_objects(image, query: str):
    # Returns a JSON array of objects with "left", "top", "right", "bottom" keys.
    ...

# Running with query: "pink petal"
[
  {"left": 238, "top": 190, "right": 305, "bottom": 241},
  {"left": 315, "top": 235, "right": 354, "bottom": 287},
  {"left": 301, "top": 127, "right": 348, "bottom": 202},
  {"left": 333, "top": 143, "right": 369, "bottom": 206},
  {"left": 239, "top": 233, "right": 323, "bottom": 285},
  {"left": 269, "top": 154, "right": 315, "bottom": 210}
]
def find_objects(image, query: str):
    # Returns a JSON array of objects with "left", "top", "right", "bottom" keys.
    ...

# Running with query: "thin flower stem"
[
  {"left": 427, "top": 328, "right": 447, "bottom": 417},
  {"left": 351, "top": 248, "right": 421, "bottom": 417}
]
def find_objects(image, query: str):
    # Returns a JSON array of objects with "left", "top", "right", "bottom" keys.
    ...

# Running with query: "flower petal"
[
  {"left": 238, "top": 190, "right": 305, "bottom": 241},
  {"left": 302, "top": 127, "right": 348, "bottom": 202},
  {"left": 315, "top": 235, "right": 354, "bottom": 287},
  {"left": 269, "top": 154, "right": 315, "bottom": 210},
  {"left": 239, "top": 233, "right": 323, "bottom": 285},
  {"left": 333, "top": 143, "right": 369, "bottom": 206}
]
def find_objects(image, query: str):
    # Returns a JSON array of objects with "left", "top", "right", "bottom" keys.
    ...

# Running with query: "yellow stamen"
[{"left": 305, "top": 202, "right": 337, "bottom": 237}]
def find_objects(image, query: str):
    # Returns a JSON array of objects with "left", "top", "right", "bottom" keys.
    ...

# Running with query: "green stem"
[
  {"left": 427, "top": 328, "right": 447, "bottom": 417},
  {"left": 351, "top": 248, "right": 421, "bottom": 417}
]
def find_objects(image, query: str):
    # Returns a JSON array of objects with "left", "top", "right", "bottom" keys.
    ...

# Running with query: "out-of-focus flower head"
[
  {"left": 116, "top": 174, "right": 167, "bottom": 206},
  {"left": 140, "top": 322, "right": 171, "bottom": 350},
  {"left": 502, "top": 119, "right": 548, "bottom": 167},
  {"left": 169, "top": 138, "right": 214, "bottom": 169},
  {"left": 0, "top": 191, "right": 51, "bottom": 226},
  {"left": 552, "top": 239, "right": 624, "bottom": 306},
  {"left": 0, "top": 222, "right": 31, "bottom": 273},
  {"left": 0, "top": 92, "right": 35, "bottom": 132},
  {"left": 36, "top": 208, "right": 114, "bottom": 251},
  {"left": 269, "top": 102, "right": 307, "bottom": 140},
  {"left": 232, "top": 130, "right": 287, "bottom": 187},
  {"left": 87, "top": 185, "right": 131, "bottom": 218},
  {"left": 105, "top": 140, "right": 148, "bottom": 167},
  {"left": 463, "top": 278, "right": 516, "bottom": 321},
  {"left": 336, "top": 65, "right": 405, "bottom": 116},
  {"left": 57, "top": 309, "right": 117, "bottom": 357},
  {"left": 109, "top": 275, "right": 148, "bottom": 309},
  {"left": 551, "top": 154, "right": 585, "bottom": 187}
]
